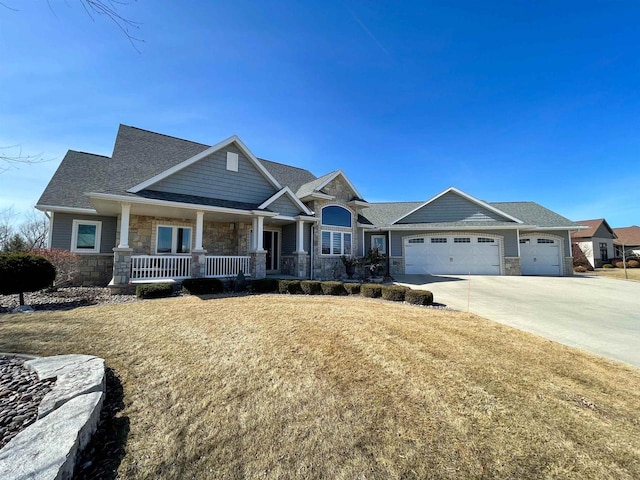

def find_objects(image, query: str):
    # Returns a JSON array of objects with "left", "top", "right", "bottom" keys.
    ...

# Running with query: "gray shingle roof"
[
  {"left": 37, "top": 125, "right": 320, "bottom": 210},
  {"left": 36, "top": 150, "right": 112, "bottom": 209},
  {"left": 295, "top": 171, "right": 338, "bottom": 198},
  {"left": 258, "top": 158, "right": 317, "bottom": 193},
  {"left": 359, "top": 200, "right": 578, "bottom": 229},
  {"left": 137, "top": 190, "right": 265, "bottom": 211},
  {"left": 490, "top": 202, "right": 577, "bottom": 228}
]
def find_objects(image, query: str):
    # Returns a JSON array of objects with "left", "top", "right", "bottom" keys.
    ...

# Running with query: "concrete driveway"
[{"left": 394, "top": 274, "right": 640, "bottom": 369}]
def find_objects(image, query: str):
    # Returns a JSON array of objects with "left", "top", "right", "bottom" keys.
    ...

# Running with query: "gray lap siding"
[{"left": 50, "top": 213, "right": 117, "bottom": 253}]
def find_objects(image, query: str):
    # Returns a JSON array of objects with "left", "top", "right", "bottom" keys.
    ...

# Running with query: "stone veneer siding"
[
  {"left": 389, "top": 257, "right": 404, "bottom": 276},
  {"left": 76, "top": 254, "right": 114, "bottom": 286},
  {"left": 309, "top": 175, "right": 361, "bottom": 280},
  {"left": 563, "top": 257, "right": 574, "bottom": 276},
  {"left": 117, "top": 215, "right": 251, "bottom": 255},
  {"left": 504, "top": 257, "right": 521, "bottom": 276}
]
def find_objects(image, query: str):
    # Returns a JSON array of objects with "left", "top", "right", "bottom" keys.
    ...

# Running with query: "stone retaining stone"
[{"left": 0, "top": 354, "right": 106, "bottom": 479}]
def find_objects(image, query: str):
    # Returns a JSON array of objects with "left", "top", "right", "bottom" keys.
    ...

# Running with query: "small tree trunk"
[{"left": 19, "top": 291, "right": 25, "bottom": 306}]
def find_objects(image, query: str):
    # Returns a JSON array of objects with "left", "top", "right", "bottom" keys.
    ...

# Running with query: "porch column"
[
  {"left": 251, "top": 217, "right": 258, "bottom": 251},
  {"left": 195, "top": 211, "right": 204, "bottom": 251},
  {"left": 118, "top": 203, "right": 131, "bottom": 249},
  {"left": 296, "top": 220, "right": 306, "bottom": 253},
  {"left": 256, "top": 216, "right": 265, "bottom": 251},
  {"left": 250, "top": 214, "right": 267, "bottom": 279}
]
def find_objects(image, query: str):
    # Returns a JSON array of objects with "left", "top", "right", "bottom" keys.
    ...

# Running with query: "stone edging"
[{"left": 0, "top": 354, "right": 105, "bottom": 479}]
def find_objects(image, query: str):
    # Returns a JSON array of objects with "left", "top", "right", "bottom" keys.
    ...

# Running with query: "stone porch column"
[
  {"left": 293, "top": 252, "right": 310, "bottom": 278},
  {"left": 112, "top": 247, "right": 133, "bottom": 286},
  {"left": 191, "top": 249, "right": 207, "bottom": 278},
  {"left": 250, "top": 251, "right": 267, "bottom": 279}
]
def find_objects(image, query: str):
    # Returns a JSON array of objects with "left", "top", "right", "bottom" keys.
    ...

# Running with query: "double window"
[
  {"left": 71, "top": 220, "right": 102, "bottom": 253},
  {"left": 157, "top": 226, "right": 192, "bottom": 254},
  {"left": 322, "top": 231, "right": 351, "bottom": 255}
]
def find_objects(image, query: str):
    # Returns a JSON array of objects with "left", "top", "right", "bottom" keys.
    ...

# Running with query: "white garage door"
[
  {"left": 520, "top": 237, "right": 561, "bottom": 276},
  {"left": 405, "top": 235, "right": 501, "bottom": 275}
]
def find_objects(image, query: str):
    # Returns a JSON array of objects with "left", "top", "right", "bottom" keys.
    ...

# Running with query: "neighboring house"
[
  {"left": 36, "top": 125, "right": 581, "bottom": 288},
  {"left": 571, "top": 219, "right": 617, "bottom": 268},
  {"left": 613, "top": 226, "right": 640, "bottom": 257}
]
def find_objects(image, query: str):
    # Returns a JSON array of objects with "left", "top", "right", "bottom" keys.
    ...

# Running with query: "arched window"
[{"left": 321, "top": 205, "right": 351, "bottom": 227}]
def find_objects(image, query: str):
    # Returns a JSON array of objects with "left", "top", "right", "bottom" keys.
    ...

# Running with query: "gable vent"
[{"left": 226, "top": 152, "right": 239, "bottom": 172}]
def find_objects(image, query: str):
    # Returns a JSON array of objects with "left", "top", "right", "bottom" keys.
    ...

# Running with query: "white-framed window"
[
  {"left": 371, "top": 235, "right": 387, "bottom": 254},
  {"left": 321, "top": 231, "right": 352, "bottom": 255},
  {"left": 71, "top": 219, "right": 102, "bottom": 253},
  {"left": 321, "top": 205, "right": 352, "bottom": 227},
  {"left": 156, "top": 225, "right": 192, "bottom": 254}
]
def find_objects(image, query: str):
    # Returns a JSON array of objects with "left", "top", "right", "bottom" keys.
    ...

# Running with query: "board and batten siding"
[
  {"left": 51, "top": 213, "right": 117, "bottom": 253},
  {"left": 399, "top": 193, "right": 507, "bottom": 223},
  {"left": 388, "top": 229, "right": 519, "bottom": 257},
  {"left": 151, "top": 144, "right": 277, "bottom": 204},
  {"left": 269, "top": 195, "right": 302, "bottom": 217}
]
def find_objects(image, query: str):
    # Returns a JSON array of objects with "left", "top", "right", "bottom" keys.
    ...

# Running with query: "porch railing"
[
  {"left": 130, "top": 255, "right": 251, "bottom": 281},
  {"left": 131, "top": 255, "right": 191, "bottom": 280},
  {"left": 204, "top": 256, "right": 251, "bottom": 278}
]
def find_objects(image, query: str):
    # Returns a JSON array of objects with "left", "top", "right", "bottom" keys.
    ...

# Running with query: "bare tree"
[
  {"left": 20, "top": 209, "right": 49, "bottom": 251},
  {"left": 0, "top": 207, "right": 17, "bottom": 250},
  {"left": 0, "top": 145, "right": 46, "bottom": 173}
]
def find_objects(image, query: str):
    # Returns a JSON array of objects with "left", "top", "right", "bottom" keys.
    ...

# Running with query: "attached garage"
[
  {"left": 520, "top": 236, "right": 562, "bottom": 276},
  {"left": 404, "top": 234, "right": 502, "bottom": 275}
]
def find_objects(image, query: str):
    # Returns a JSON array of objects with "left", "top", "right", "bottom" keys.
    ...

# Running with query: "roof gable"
[
  {"left": 571, "top": 219, "right": 616, "bottom": 239},
  {"left": 296, "top": 170, "right": 363, "bottom": 200},
  {"left": 259, "top": 187, "right": 313, "bottom": 216},
  {"left": 394, "top": 187, "right": 522, "bottom": 225},
  {"left": 128, "top": 135, "right": 281, "bottom": 194}
]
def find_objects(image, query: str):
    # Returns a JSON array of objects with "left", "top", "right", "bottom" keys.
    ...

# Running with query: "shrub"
[
  {"left": 278, "top": 280, "right": 303, "bottom": 294},
  {"left": 181, "top": 278, "right": 224, "bottom": 295},
  {"left": 135, "top": 283, "right": 174, "bottom": 299},
  {"left": 614, "top": 262, "right": 625, "bottom": 269},
  {"left": 300, "top": 280, "right": 323, "bottom": 295},
  {"left": 33, "top": 249, "right": 81, "bottom": 286},
  {"left": 320, "top": 281, "right": 347, "bottom": 296},
  {"left": 574, "top": 266, "right": 588, "bottom": 273},
  {"left": 360, "top": 283, "right": 382, "bottom": 298},
  {"left": 0, "top": 253, "right": 56, "bottom": 305},
  {"left": 381, "top": 285, "right": 409, "bottom": 302},
  {"left": 405, "top": 289, "right": 434, "bottom": 306},
  {"left": 251, "top": 278, "right": 278, "bottom": 293},
  {"left": 602, "top": 264, "right": 613, "bottom": 268},
  {"left": 628, "top": 260, "right": 640, "bottom": 268},
  {"left": 343, "top": 283, "right": 361, "bottom": 295}
]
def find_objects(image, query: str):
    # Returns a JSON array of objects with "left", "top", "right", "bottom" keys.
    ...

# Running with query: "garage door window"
[
  {"left": 519, "top": 239, "right": 530, "bottom": 244},
  {"left": 431, "top": 238, "right": 447, "bottom": 243},
  {"left": 537, "top": 238, "right": 555, "bottom": 244},
  {"left": 478, "top": 237, "right": 495, "bottom": 243},
  {"left": 454, "top": 237, "right": 470, "bottom": 243},
  {"left": 408, "top": 238, "right": 424, "bottom": 244}
]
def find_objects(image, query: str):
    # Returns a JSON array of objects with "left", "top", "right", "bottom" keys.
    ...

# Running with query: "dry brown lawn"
[
  {"left": 1, "top": 295, "right": 640, "bottom": 479},
  {"left": 590, "top": 267, "right": 640, "bottom": 282}
]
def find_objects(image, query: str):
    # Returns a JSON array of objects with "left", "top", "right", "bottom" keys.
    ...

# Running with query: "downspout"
[
  {"left": 387, "top": 229, "right": 391, "bottom": 276},
  {"left": 44, "top": 211, "right": 53, "bottom": 249},
  {"left": 310, "top": 225, "right": 314, "bottom": 280}
]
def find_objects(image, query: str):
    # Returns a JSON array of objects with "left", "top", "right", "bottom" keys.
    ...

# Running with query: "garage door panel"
[
  {"left": 405, "top": 235, "right": 501, "bottom": 275},
  {"left": 520, "top": 237, "right": 561, "bottom": 276}
]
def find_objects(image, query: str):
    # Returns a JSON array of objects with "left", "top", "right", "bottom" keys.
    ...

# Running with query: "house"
[
  {"left": 36, "top": 125, "right": 581, "bottom": 289},
  {"left": 613, "top": 226, "right": 640, "bottom": 258},
  {"left": 571, "top": 219, "right": 617, "bottom": 268}
]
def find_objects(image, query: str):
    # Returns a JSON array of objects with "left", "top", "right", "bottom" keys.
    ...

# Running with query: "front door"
[{"left": 263, "top": 231, "right": 279, "bottom": 271}]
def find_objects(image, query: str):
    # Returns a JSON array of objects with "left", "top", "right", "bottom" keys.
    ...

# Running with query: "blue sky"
[{"left": 1, "top": 1, "right": 638, "bottom": 227}]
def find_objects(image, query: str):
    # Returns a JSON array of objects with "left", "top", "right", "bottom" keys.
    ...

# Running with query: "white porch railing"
[
  {"left": 130, "top": 255, "right": 251, "bottom": 281},
  {"left": 204, "top": 256, "right": 251, "bottom": 278},
  {"left": 131, "top": 255, "right": 191, "bottom": 280}
]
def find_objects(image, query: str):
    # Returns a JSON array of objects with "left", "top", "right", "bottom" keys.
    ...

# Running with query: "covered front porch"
[{"left": 88, "top": 195, "right": 315, "bottom": 288}]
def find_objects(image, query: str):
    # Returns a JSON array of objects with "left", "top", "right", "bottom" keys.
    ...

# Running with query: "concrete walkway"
[{"left": 395, "top": 274, "right": 640, "bottom": 369}]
